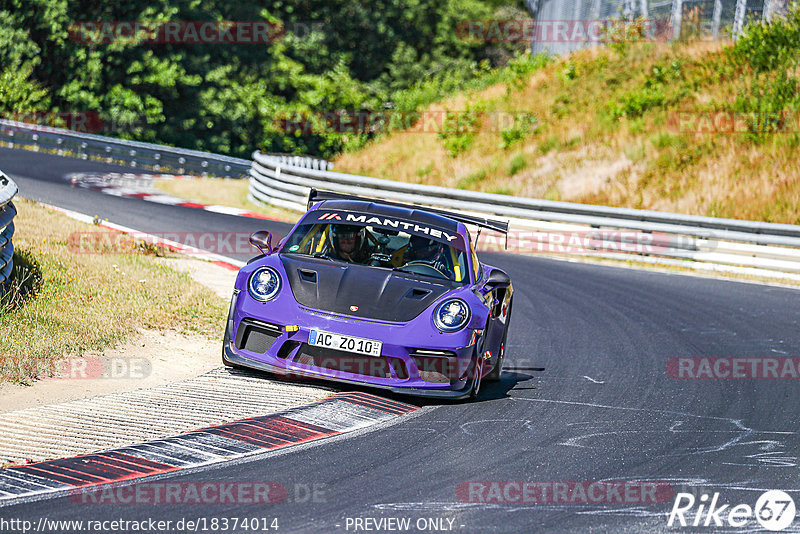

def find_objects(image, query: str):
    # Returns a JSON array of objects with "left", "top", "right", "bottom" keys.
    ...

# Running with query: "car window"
[
  {"left": 466, "top": 229, "right": 482, "bottom": 283},
  {"left": 281, "top": 215, "right": 468, "bottom": 284}
]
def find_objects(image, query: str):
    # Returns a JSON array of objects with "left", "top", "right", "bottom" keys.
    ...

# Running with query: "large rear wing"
[{"left": 307, "top": 189, "right": 509, "bottom": 235}]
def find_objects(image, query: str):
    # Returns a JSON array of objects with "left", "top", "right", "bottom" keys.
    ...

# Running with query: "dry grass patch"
[
  {"left": 0, "top": 199, "right": 227, "bottom": 384},
  {"left": 156, "top": 18, "right": 800, "bottom": 225},
  {"left": 153, "top": 177, "right": 300, "bottom": 222},
  {"left": 333, "top": 32, "right": 800, "bottom": 224}
]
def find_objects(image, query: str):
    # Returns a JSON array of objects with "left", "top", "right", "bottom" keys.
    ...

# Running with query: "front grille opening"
[
  {"left": 295, "top": 344, "right": 398, "bottom": 379},
  {"left": 412, "top": 353, "right": 458, "bottom": 383},
  {"left": 276, "top": 340, "right": 300, "bottom": 359},
  {"left": 235, "top": 319, "right": 282, "bottom": 354}
]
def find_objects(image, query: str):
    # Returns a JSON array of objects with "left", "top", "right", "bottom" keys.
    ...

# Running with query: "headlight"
[
  {"left": 433, "top": 299, "right": 470, "bottom": 332},
  {"left": 248, "top": 267, "right": 281, "bottom": 302}
]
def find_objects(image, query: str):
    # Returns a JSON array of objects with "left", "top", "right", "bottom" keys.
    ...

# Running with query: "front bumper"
[
  {"left": 225, "top": 282, "right": 484, "bottom": 399},
  {"left": 223, "top": 340, "right": 475, "bottom": 400}
]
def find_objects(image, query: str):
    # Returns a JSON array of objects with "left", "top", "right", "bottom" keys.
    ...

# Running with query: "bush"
[
  {"left": 732, "top": 4, "right": 800, "bottom": 72},
  {"left": 457, "top": 170, "right": 486, "bottom": 189},
  {"left": 1, "top": 248, "right": 42, "bottom": 311},
  {"left": 731, "top": 5, "right": 800, "bottom": 138},
  {"left": 734, "top": 69, "right": 800, "bottom": 138},
  {"left": 507, "top": 154, "right": 526, "bottom": 175},
  {"left": 539, "top": 136, "right": 560, "bottom": 154},
  {"left": 604, "top": 18, "right": 650, "bottom": 56},
  {"left": 499, "top": 113, "right": 538, "bottom": 149},
  {"left": 609, "top": 87, "right": 666, "bottom": 119},
  {"left": 438, "top": 103, "right": 485, "bottom": 157}
]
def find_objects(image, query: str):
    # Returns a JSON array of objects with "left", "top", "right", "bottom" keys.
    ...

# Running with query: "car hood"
[{"left": 280, "top": 255, "right": 454, "bottom": 322}]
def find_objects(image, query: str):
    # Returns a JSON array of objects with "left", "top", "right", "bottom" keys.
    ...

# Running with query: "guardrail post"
[
  {"left": 671, "top": 0, "right": 684, "bottom": 40},
  {"left": 733, "top": 0, "right": 747, "bottom": 39},
  {"left": 712, "top": 0, "right": 723, "bottom": 38},
  {"left": 764, "top": 0, "right": 788, "bottom": 21}
]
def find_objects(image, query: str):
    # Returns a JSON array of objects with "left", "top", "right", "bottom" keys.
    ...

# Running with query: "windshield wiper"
[
  {"left": 392, "top": 265, "right": 451, "bottom": 282},
  {"left": 392, "top": 267, "right": 422, "bottom": 276}
]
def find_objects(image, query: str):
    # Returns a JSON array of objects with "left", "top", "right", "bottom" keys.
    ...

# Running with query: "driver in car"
[
  {"left": 404, "top": 235, "right": 453, "bottom": 277},
  {"left": 328, "top": 224, "right": 372, "bottom": 264}
]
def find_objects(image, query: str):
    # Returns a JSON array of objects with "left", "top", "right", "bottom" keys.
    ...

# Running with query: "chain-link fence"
[{"left": 525, "top": 0, "right": 790, "bottom": 55}]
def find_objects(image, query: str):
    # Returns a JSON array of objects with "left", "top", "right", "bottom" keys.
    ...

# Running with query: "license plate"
[{"left": 309, "top": 329, "right": 382, "bottom": 357}]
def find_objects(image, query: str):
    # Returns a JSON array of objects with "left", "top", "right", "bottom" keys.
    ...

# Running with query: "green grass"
[
  {"left": 507, "top": 154, "right": 527, "bottom": 176},
  {"left": 457, "top": 170, "right": 487, "bottom": 189},
  {"left": 0, "top": 199, "right": 226, "bottom": 384}
]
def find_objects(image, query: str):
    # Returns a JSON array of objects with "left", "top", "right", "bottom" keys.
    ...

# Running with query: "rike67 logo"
[{"left": 668, "top": 490, "right": 796, "bottom": 531}]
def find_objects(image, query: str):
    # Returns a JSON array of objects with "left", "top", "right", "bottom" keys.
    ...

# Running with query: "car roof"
[{"left": 314, "top": 200, "right": 462, "bottom": 234}]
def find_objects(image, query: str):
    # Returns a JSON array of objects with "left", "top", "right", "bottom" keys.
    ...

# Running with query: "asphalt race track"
[{"left": 2, "top": 146, "right": 800, "bottom": 533}]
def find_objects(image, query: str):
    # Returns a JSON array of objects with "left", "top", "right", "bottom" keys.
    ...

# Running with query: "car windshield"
[{"left": 281, "top": 214, "right": 469, "bottom": 284}]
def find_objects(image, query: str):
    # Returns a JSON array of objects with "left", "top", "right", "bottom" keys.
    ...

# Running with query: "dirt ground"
[{"left": 0, "top": 258, "right": 238, "bottom": 413}]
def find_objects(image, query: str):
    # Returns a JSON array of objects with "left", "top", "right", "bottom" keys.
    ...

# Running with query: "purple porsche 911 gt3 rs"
[{"left": 222, "top": 190, "right": 513, "bottom": 399}]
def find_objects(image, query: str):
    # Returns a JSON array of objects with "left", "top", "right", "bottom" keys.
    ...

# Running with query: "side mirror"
[
  {"left": 250, "top": 231, "right": 274, "bottom": 256},
  {"left": 484, "top": 270, "right": 511, "bottom": 290}
]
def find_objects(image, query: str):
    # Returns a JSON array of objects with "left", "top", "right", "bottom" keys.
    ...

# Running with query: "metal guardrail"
[
  {"left": 1, "top": 118, "right": 798, "bottom": 278},
  {"left": 0, "top": 119, "right": 332, "bottom": 178},
  {"left": 0, "top": 171, "right": 18, "bottom": 288},
  {"left": 0, "top": 119, "right": 251, "bottom": 178},
  {"left": 249, "top": 150, "right": 800, "bottom": 277},
  {"left": 264, "top": 154, "right": 334, "bottom": 172}
]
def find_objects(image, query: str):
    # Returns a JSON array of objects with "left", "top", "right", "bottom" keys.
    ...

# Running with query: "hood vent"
[
  {"left": 280, "top": 257, "right": 452, "bottom": 322},
  {"left": 298, "top": 269, "right": 317, "bottom": 283},
  {"left": 405, "top": 288, "right": 431, "bottom": 300}
]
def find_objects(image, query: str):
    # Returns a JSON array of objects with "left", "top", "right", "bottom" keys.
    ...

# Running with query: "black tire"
[
  {"left": 485, "top": 298, "right": 512, "bottom": 382},
  {"left": 484, "top": 345, "right": 502, "bottom": 381}
]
